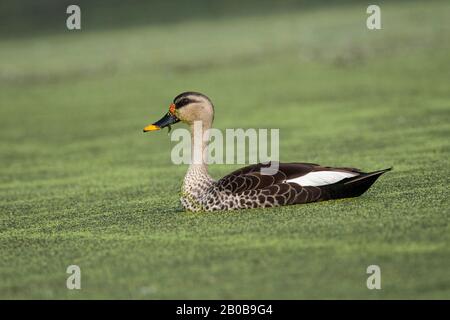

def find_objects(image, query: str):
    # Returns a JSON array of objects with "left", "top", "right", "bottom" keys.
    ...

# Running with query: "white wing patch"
[{"left": 286, "top": 171, "right": 358, "bottom": 187}]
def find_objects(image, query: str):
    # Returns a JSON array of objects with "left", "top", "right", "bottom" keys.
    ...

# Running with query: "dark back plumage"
[{"left": 215, "top": 162, "right": 391, "bottom": 207}]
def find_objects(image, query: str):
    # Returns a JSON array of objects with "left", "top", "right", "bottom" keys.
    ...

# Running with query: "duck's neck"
[{"left": 183, "top": 121, "right": 214, "bottom": 191}]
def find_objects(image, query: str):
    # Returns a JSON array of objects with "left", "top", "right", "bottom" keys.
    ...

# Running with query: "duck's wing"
[
  {"left": 217, "top": 162, "right": 361, "bottom": 191},
  {"left": 217, "top": 162, "right": 389, "bottom": 205}
]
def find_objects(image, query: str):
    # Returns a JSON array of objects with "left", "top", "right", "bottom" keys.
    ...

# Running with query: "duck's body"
[
  {"left": 144, "top": 92, "right": 391, "bottom": 212},
  {"left": 180, "top": 162, "right": 390, "bottom": 212}
]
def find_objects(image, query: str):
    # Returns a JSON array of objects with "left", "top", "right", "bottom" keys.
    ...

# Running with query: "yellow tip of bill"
[{"left": 143, "top": 124, "right": 160, "bottom": 132}]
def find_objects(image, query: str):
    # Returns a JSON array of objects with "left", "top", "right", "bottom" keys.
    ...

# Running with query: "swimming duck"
[{"left": 143, "top": 92, "right": 390, "bottom": 212}]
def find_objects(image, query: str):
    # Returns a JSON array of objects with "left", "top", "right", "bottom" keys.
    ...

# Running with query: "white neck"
[
  {"left": 183, "top": 120, "right": 213, "bottom": 189},
  {"left": 189, "top": 120, "right": 210, "bottom": 170}
]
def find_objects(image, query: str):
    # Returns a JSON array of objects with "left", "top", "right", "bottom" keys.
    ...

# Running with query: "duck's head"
[{"left": 143, "top": 92, "right": 214, "bottom": 132}]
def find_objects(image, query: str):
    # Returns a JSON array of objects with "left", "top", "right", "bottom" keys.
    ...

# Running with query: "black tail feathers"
[{"left": 323, "top": 167, "right": 392, "bottom": 200}]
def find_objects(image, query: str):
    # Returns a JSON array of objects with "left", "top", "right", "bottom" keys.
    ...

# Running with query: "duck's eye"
[{"left": 177, "top": 98, "right": 191, "bottom": 108}]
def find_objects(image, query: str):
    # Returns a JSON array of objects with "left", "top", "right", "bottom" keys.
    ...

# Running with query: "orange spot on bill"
[{"left": 169, "top": 103, "right": 176, "bottom": 115}]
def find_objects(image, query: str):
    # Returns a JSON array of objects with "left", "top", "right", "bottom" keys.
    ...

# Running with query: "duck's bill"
[{"left": 143, "top": 112, "right": 180, "bottom": 132}]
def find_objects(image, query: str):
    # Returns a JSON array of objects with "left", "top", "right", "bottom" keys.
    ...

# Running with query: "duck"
[{"left": 143, "top": 91, "right": 391, "bottom": 212}]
